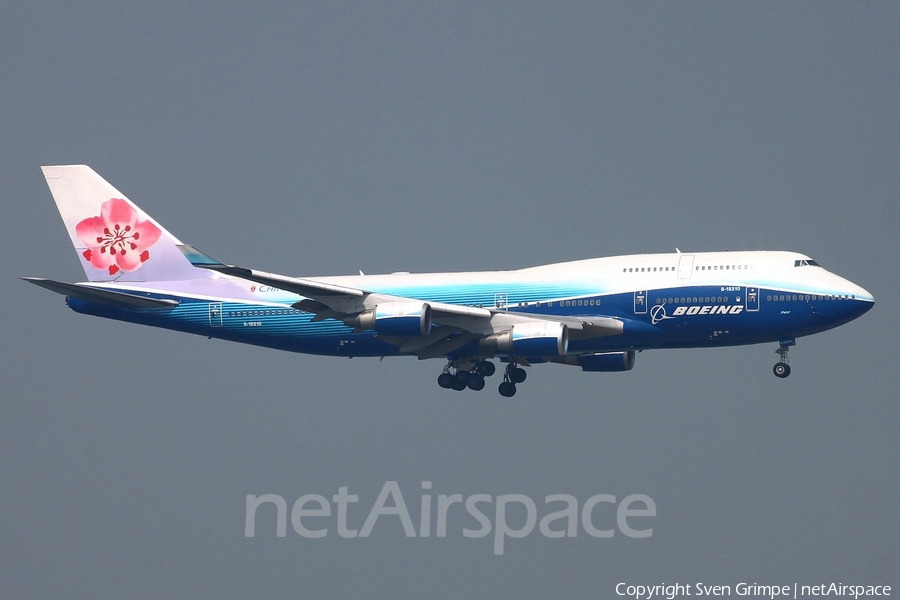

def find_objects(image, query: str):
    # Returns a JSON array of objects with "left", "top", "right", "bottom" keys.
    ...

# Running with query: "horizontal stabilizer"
[{"left": 22, "top": 277, "right": 179, "bottom": 309}]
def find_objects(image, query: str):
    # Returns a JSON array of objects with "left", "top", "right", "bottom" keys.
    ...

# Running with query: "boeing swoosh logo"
[{"left": 650, "top": 304, "right": 674, "bottom": 325}]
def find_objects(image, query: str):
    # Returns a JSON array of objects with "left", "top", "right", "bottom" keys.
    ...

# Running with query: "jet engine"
[
  {"left": 482, "top": 321, "right": 569, "bottom": 357},
  {"left": 577, "top": 351, "right": 636, "bottom": 372},
  {"left": 344, "top": 302, "right": 432, "bottom": 336}
]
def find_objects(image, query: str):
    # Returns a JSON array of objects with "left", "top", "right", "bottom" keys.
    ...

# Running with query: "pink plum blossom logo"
[{"left": 75, "top": 198, "right": 162, "bottom": 275}]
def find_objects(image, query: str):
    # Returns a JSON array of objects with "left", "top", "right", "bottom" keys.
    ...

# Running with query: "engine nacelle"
[
  {"left": 483, "top": 321, "right": 569, "bottom": 357},
  {"left": 344, "top": 302, "right": 432, "bottom": 336},
  {"left": 578, "top": 351, "right": 635, "bottom": 372}
]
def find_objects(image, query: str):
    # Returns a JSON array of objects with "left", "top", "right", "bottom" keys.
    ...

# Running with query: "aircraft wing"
[
  {"left": 177, "top": 245, "right": 627, "bottom": 356},
  {"left": 178, "top": 244, "right": 493, "bottom": 321}
]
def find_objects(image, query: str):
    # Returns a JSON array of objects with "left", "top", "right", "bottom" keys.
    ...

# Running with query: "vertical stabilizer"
[{"left": 42, "top": 165, "right": 213, "bottom": 282}]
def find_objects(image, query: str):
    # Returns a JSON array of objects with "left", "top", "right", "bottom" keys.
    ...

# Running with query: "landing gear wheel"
[
  {"left": 773, "top": 339, "right": 795, "bottom": 379},
  {"left": 451, "top": 373, "right": 468, "bottom": 391},
  {"left": 476, "top": 360, "right": 496, "bottom": 377},
  {"left": 498, "top": 381, "right": 517, "bottom": 397},
  {"left": 509, "top": 367, "right": 527, "bottom": 384},
  {"left": 437, "top": 372, "right": 454, "bottom": 389},
  {"left": 467, "top": 374, "right": 486, "bottom": 391},
  {"left": 773, "top": 363, "right": 791, "bottom": 378}
]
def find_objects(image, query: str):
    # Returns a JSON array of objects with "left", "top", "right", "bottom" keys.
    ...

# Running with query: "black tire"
[
  {"left": 467, "top": 375, "right": 486, "bottom": 391},
  {"left": 498, "top": 382, "right": 517, "bottom": 397},
  {"left": 509, "top": 367, "right": 527, "bottom": 384},
  {"left": 476, "top": 361, "right": 496, "bottom": 377},
  {"left": 451, "top": 373, "right": 468, "bottom": 391},
  {"left": 437, "top": 372, "right": 454, "bottom": 389},
  {"left": 773, "top": 363, "right": 791, "bottom": 378}
]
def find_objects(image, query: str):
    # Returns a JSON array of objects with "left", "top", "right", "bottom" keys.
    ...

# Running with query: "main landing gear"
[
  {"left": 773, "top": 339, "right": 795, "bottom": 378},
  {"left": 437, "top": 359, "right": 496, "bottom": 392},
  {"left": 437, "top": 358, "right": 528, "bottom": 396},
  {"left": 498, "top": 363, "right": 527, "bottom": 397}
]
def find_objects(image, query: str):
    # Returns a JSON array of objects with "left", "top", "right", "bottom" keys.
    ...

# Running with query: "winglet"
[
  {"left": 177, "top": 244, "right": 227, "bottom": 268},
  {"left": 176, "top": 244, "right": 255, "bottom": 280}
]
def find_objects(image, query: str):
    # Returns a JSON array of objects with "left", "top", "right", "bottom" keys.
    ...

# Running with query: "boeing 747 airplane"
[{"left": 25, "top": 166, "right": 874, "bottom": 396}]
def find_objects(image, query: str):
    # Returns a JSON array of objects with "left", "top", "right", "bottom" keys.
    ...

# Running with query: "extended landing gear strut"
[
  {"left": 437, "top": 359, "right": 496, "bottom": 392},
  {"left": 498, "top": 361, "right": 527, "bottom": 397},
  {"left": 773, "top": 339, "right": 795, "bottom": 378},
  {"left": 436, "top": 358, "right": 529, "bottom": 396}
]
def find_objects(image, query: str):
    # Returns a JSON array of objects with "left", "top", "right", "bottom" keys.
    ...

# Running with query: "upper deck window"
[{"left": 794, "top": 259, "right": 821, "bottom": 267}]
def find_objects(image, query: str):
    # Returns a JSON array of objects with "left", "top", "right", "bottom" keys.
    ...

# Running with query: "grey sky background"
[{"left": 2, "top": 3, "right": 897, "bottom": 597}]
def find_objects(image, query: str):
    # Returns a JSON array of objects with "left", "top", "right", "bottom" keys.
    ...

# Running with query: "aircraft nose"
[
  {"left": 856, "top": 285, "right": 874, "bottom": 316},
  {"left": 845, "top": 281, "right": 874, "bottom": 320},
  {"left": 832, "top": 270, "right": 874, "bottom": 304},
  {"left": 855, "top": 284, "right": 875, "bottom": 305}
]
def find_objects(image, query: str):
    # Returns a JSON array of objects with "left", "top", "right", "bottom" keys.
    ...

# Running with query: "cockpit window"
[{"left": 794, "top": 259, "right": 821, "bottom": 267}]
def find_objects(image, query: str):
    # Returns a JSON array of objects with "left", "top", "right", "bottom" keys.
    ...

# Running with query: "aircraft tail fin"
[{"left": 42, "top": 165, "right": 214, "bottom": 282}]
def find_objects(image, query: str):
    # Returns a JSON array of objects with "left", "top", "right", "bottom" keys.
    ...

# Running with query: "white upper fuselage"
[{"left": 296, "top": 250, "right": 872, "bottom": 307}]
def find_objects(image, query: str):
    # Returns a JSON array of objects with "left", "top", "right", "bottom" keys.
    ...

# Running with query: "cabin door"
[
  {"left": 494, "top": 292, "right": 509, "bottom": 311},
  {"left": 634, "top": 290, "right": 648, "bottom": 314},
  {"left": 209, "top": 303, "right": 223, "bottom": 327},
  {"left": 677, "top": 254, "right": 694, "bottom": 279},
  {"left": 745, "top": 287, "right": 760, "bottom": 312}
]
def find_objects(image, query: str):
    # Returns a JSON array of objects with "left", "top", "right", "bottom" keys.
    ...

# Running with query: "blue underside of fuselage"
[{"left": 65, "top": 284, "right": 873, "bottom": 360}]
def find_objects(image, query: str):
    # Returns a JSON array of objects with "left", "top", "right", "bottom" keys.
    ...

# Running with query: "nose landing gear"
[{"left": 773, "top": 339, "right": 795, "bottom": 378}]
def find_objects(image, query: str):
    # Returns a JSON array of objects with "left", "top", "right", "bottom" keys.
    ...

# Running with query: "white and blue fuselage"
[
  {"left": 65, "top": 251, "right": 871, "bottom": 357},
  {"left": 26, "top": 166, "right": 874, "bottom": 395}
]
